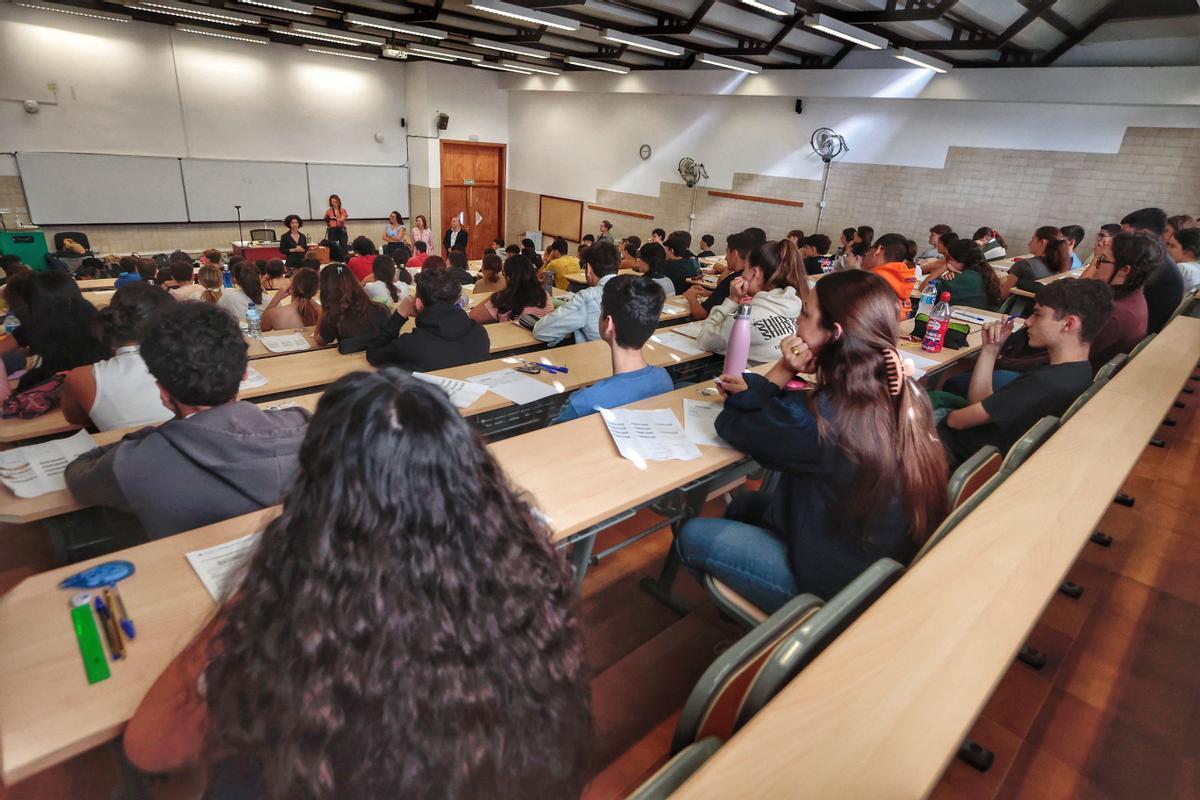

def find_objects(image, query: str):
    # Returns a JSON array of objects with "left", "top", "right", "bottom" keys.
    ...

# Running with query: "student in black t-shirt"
[
  {"left": 1119, "top": 207, "right": 1184, "bottom": 334},
  {"left": 800, "top": 233, "right": 833, "bottom": 275},
  {"left": 681, "top": 232, "right": 754, "bottom": 320},
  {"left": 696, "top": 234, "right": 716, "bottom": 259},
  {"left": 938, "top": 279, "right": 1114, "bottom": 467}
]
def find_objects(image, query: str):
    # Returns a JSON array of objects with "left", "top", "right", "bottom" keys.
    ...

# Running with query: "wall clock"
[{"left": 639, "top": 144, "right": 652, "bottom": 160}]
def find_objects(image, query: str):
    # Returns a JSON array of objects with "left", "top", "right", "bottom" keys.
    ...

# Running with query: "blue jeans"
[
  {"left": 677, "top": 492, "right": 798, "bottom": 615},
  {"left": 943, "top": 369, "right": 1022, "bottom": 398}
]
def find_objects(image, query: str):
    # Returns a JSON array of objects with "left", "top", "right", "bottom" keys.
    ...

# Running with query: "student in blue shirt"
[
  {"left": 556, "top": 274, "right": 674, "bottom": 422},
  {"left": 1062, "top": 224, "right": 1085, "bottom": 270},
  {"left": 114, "top": 255, "right": 144, "bottom": 289}
]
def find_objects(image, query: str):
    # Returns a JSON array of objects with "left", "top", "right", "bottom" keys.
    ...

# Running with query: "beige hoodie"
[{"left": 695, "top": 286, "right": 803, "bottom": 365}]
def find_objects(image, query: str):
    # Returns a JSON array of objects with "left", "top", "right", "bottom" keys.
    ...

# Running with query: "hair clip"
[{"left": 882, "top": 348, "right": 916, "bottom": 397}]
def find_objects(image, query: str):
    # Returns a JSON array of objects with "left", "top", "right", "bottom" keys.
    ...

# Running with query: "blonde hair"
[{"left": 198, "top": 265, "right": 223, "bottom": 304}]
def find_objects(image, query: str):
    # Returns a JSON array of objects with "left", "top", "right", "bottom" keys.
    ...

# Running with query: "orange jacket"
[{"left": 870, "top": 261, "right": 917, "bottom": 320}]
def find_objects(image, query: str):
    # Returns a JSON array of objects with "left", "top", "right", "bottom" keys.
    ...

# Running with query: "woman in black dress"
[{"left": 279, "top": 214, "right": 308, "bottom": 270}]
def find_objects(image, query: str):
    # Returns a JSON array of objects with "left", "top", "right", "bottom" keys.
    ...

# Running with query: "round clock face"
[{"left": 639, "top": 144, "right": 652, "bottom": 160}]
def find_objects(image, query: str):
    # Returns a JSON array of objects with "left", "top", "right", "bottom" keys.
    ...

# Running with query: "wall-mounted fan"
[
  {"left": 677, "top": 157, "right": 709, "bottom": 188},
  {"left": 809, "top": 128, "right": 848, "bottom": 232}
]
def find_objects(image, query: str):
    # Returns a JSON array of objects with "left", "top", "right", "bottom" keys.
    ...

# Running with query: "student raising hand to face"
[{"left": 980, "top": 317, "right": 1016, "bottom": 352}]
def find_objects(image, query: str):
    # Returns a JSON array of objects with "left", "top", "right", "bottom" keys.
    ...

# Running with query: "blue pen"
[
  {"left": 93, "top": 594, "right": 125, "bottom": 660},
  {"left": 523, "top": 358, "right": 568, "bottom": 374},
  {"left": 108, "top": 583, "right": 136, "bottom": 640}
]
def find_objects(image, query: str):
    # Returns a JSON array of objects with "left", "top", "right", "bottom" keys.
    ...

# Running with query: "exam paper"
[
  {"left": 259, "top": 332, "right": 310, "bottom": 354},
  {"left": 651, "top": 331, "right": 708, "bottom": 357},
  {"left": 239, "top": 366, "right": 268, "bottom": 391},
  {"left": 601, "top": 408, "right": 701, "bottom": 467},
  {"left": 413, "top": 372, "right": 489, "bottom": 409},
  {"left": 185, "top": 532, "right": 262, "bottom": 602},
  {"left": 467, "top": 368, "right": 559, "bottom": 405},
  {"left": 672, "top": 321, "right": 705, "bottom": 339},
  {"left": 660, "top": 303, "right": 689, "bottom": 317},
  {"left": 0, "top": 429, "right": 98, "bottom": 499},
  {"left": 683, "top": 398, "right": 732, "bottom": 449},
  {"left": 902, "top": 352, "right": 943, "bottom": 380}
]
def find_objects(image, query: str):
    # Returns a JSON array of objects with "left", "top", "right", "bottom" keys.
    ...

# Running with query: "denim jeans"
[
  {"left": 677, "top": 492, "right": 798, "bottom": 615},
  {"left": 942, "top": 368, "right": 1022, "bottom": 398}
]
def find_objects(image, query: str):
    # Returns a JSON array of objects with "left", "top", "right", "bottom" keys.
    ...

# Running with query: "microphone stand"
[{"left": 234, "top": 205, "right": 245, "bottom": 251}]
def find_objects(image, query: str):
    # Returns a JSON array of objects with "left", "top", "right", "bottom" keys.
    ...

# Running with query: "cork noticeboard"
[{"left": 539, "top": 195, "right": 584, "bottom": 243}]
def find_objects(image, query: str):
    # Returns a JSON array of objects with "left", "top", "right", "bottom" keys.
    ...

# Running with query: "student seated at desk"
[
  {"left": 1167, "top": 227, "right": 1200, "bottom": 294},
  {"left": 696, "top": 234, "right": 716, "bottom": 259},
  {"left": 924, "top": 240, "right": 1003, "bottom": 312},
  {"left": 164, "top": 261, "right": 200, "bottom": 301},
  {"left": 114, "top": 255, "right": 143, "bottom": 289},
  {"left": 839, "top": 240, "right": 869, "bottom": 271},
  {"left": 632, "top": 241, "right": 677, "bottom": 299},
  {"left": 1087, "top": 231, "right": 1156, "bottom": 372},
  {"left": 1002, "top": 226, "right": 1071, "bottom": 299},
  {"left": 682, "top": 232, "right": 754, "bottom": 321},
  {"left": 541, "top": 237, "right": 581, "bottom": 290},
  {"left": 123, "top": 370, "right": 591, "bottom": 799},
  {"left": 61, "top": 284, "right": 175, "bottom": 432},
  {"left": 216, "top": 262, "right": 263, "bottom": 322},
  {"left": 696, "top": 239, "right": 806, "bottom": 366},
  {"left": 1, "top": 270, "right": 108, "bottom": 393},
  {"left": 938, "top": 279, "right": 1112, "bottom": 468},
  {"left": 973, "top": 226, "right": 1008, "bottom": 261},
  {"left": 446, "top": 250, "right": 477, "bottom": 287},
  {"left": 366, "top": 269, "right": 488, "bottom": 371},
  {"left": 1120, "top": 207, "right": 1185, "bottom": 335},
  {"left": 918, "top": 224, "right": 952, "bottom": 262},
  {"left": 522, "top": 237, "right": 543, "bottom": 269},
  {"left": 406, "top": 240, "right": 430, "bottom": 270},
  {"left": 346, "top": 236, "right": 379, "bottom": 282},
  {"left": 800, "top": 233, "right": 833, "bottom": 275},
  {"left": 260, "top": 258, "right": 289, "bottom": 293},
  {"left": 677, "top": 270, "right": 949, "bottom": 612},
  {"left": 533, "top": 241, "right": 620, "bottom": 346},
  {"left": 618, "top": 236, "right": 641, "bottom": 272},
  {"left": 64, "top": 303, "right": 308, "bottom": 539},
  {"left": 472, "top": 252, "right": 507, "bottom": 294},
  {"left": 316, "top": 263, "right": 391, "bottom": 354},
  {"left": 661, "top": 231, "right": 701, "bottom": 294},
  {"left": 261, "top": 267, "right": 320, "bottom": 332},
  {"left": 363, "top": 255, "right": 411, "bottom": 308},
  {"left": 469, "top": 255, "right": 551, "bottom": 325},
  {"left": 557, "top": 275, "right": 673, "bottom": 422},
  {"left": 1062, "top": 225, "right": 1086, "bottom": 271},
  {"left": 864, "top": 233, "right": 919, "bottom": 320},
  {"left": 195, "top": 265, "right": 223, "bottom": 305}
]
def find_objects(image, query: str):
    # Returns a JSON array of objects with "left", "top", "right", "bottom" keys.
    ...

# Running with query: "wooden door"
[{"left": 440, "top": 141, "right": 506, "bottom": 261}]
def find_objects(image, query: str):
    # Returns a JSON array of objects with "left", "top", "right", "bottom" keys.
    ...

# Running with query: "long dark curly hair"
[{"left": 202, "top": 369, "right": 593, "bottom": 800}]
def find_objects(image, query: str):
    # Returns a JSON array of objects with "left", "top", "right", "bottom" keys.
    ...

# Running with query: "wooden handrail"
[
  {"left": 707, "top": 190, "right": 804, "bottom": 209},
  {"left": 586, "top": 204, "right": 655, "bottom": 220}
]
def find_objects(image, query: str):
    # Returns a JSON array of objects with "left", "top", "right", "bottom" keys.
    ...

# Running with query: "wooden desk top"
[
  {"left": 74, "top": 278, "right": 117, "bottom": 291},
  {"left": 0, "top": 382, "right": 742, "bottom": 784},
  {"left": 244, "top": 327, "right": 323, "bottom": 359},
  {"left": 674, "top": 314, "right": 1200, "bottom": 799}
]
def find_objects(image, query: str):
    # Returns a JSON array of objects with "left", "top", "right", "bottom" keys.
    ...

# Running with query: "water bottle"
[
  {"left": 222, "top": 268, "right": 234, "bottom": 289},
  {"left": 723, "top": 302, "right": 753, "bottom": 376},
  {"left": 922, "top": 292, "right": 952, "bottom": 354},
  {"left": 917, "top": 281, "right": 938, "bottom": 318},
  {"left": 246, "top": 303, "right": 261, "bottom": 338},
  {"left": 543, "top": 270, "right": 555, "bottom": 295},
  {"left": 3, "top": 312, "right": 18, "bottom": 337}
]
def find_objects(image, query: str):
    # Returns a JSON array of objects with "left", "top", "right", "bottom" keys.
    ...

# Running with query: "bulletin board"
[{"left": 538, "top": 194, "right": 584, "bottom": 243}]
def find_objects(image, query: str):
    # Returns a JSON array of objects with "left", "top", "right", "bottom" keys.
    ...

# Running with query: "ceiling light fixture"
[
  {"left": 477, "top": 62, "right": 534, "bottom": 73},
  {"left": 739, "top": 0, "right": 793, "bottom": 16},
  {"left": 601, "top": 28, "right": 684, "bottom": 56},
  {"left": 696, "top": 52, "right": 762, "bottom": 74},
  {"left": 302, "top": 44, "right": 376, "bottom": 61},
  {"left": 469, "top": 36, "right": 550, "bottom": 59},
  {"left": 132, "top": 0, "right": 260, "bottom": 25},
  {"left": 802, "top": 13, "right": 889, "bottom": 50},
  {"left": 892, "top": 46, "right": 951, "bottom": 73},
  {"left": 408, "top": 44, "right": 483, "bottom": 62},
  {"left": 14, "top": 0, "right": 131, "bottom": 22},
  {"left": 499, "top": 59, "right": 559, "bottom": 75},
  {"left": 235, "top": 0, "right": 311, "bottom": 14},
  {"left": 176, "top": 24, "right": 268, "bottom": 42},
  {"left": 467, "top": 0, "right": 579, "bottom": 32},
  {"left": 343, "top": 13, "right": 445, "bottom": 39},
  {"left": 271, "top": 23, "right": 384, "bottom": 46},
  {"left": 565, "top": 55, "right": 630, "bottom": 74}
]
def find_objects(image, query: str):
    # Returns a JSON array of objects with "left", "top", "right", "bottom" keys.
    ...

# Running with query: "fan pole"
[{"left": 815, "top": 159, "right": 832, "bottom": 233}]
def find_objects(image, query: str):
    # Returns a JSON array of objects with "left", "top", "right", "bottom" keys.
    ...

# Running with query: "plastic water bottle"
[
  {"left": 246, "top": 303, "right": 261, "bottom": 338},
  {"left": 917, "top": 282, "right": 938, "bottom": 318},
  {"left": 723, "top": 302, "right": 753, "bottom": 376},
  {"left": 543, "top": 270, "right": 556, "bottom": 295},
  {"left": 222, "top": 268, "right": 234, "bottom": 289},
  {"left": 3, "top": 312, "right": 18, "bottom": 337},
  {"left": 922, "top": 292, "right": 952, "bottom": 354}
]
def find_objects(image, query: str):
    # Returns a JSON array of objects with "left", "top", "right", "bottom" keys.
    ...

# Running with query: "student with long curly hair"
[
  {"left": 677, "top": 270, "right": 949, "bottom": 612},
  {"left": 931, "top": 240, "right": 1004, "bottom": 311},
  {"left": 123, "top": 369, "right": 593, "bottom": 799},
  {"left": 1002, "top": 226, "right": 1071, "bottom": 298},
  {"left": 469, "top": 254, "right": 551, "bottom": 324},
  {"left": 315, "top": 263, "right": 391, "bottom": 354}
]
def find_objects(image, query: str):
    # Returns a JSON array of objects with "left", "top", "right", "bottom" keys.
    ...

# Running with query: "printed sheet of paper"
[
  {"left": 660, "top": 303, "right": 690, "bottom": 318},
  {"left": 185, "top": 532, "right": 262, "bottom": 602},
  {"left": 0, "top": 429, "right": 98, "bottom": 499},
  {"left": 672, "top": 321, "right": 705, "bottom": 339},
  {"left": 259, "top": 332, "right": 310, "bottom": 354},
  {"left": 239, "top": 366, "right": 268, "bottom": 391},
  {"left": 683, "top": 398, "right": 732, "bottom": 449},
  {"left": 902, "top": 351, "right": 944, "bottom": 381},
  {"left": 651, "top": 331, "right": 708, "bottom": 357},
  {"left": 467, "top": 368, "right": 559, "bottom": 405},
  {"left": 413, "top": 372, "right": 490, "bottom": 409},
  {"left": 601, "top": 408, "right": 701, "bottom": 467}
]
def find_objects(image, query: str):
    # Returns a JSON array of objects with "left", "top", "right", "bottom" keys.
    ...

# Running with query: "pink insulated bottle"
[
  {"left": 922, "top": 291, "right": 952, "bottom": 354},
  {"left": 723, "top": 302, "right": 753, "bottom": 376}
]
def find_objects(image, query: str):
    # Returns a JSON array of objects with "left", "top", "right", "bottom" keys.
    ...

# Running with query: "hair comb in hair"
[{"left": 882, "top": 348, "right": 917, "bottom": 397}]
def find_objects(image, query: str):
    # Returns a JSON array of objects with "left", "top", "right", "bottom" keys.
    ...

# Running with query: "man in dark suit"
[{"left": 444, "top": 217, "right": 468, "bottom": 254}]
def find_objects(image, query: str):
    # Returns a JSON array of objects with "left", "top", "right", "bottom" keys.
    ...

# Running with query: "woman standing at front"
[
  {"left": 411, "top": 214, "right": 434, "bottom": 255},
  {"left": 382, "top": 210, "right": 410, "bottom": 259},
  {"left": 279, "top": 215, "right": 308, "bottom": 270},
  {"left": 324, "top": 194, "right": 349, "bottom": 260}
]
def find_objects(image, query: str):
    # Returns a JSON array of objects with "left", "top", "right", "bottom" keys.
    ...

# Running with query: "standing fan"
[
  {"left": 810, "top": 128, "right": 848, "bottom": 233},
  {"left": 677, "top": 157, "right": 709, "bottom": 233}
]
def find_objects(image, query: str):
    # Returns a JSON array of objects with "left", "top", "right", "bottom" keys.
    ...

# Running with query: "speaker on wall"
[
  {"left": 436, "top": 113, "right": 450, "bottom": 131},
  {"left": 794, "top": 99, "right": 803, "bottom": 115}
]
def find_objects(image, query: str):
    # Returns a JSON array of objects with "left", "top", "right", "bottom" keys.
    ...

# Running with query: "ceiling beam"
[
  {"left": 835, "top": 0, "right": 959, "bottom": 24},
  {"left": 907, "top": 0, "right": 1056, "bottom": 49},
  {"left": 1039, "top": 0, "right": 1121, "bottom": 65}
]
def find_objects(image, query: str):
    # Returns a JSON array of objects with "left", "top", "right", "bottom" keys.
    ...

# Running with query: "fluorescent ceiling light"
[
  {"left": 499, "top": 59, "right": 559, "bottom": 75},
  {"left": 235, "top": 0, "right": 311, "bottom": 14},
  {"left": 15, "top": 0, "right": 131, "bottom": 21},
  {"left": 477, "top": 62, "right": 534, "bottom": 73},
  {"left": 408, "top": 45, "right": 483, "bottom": 62},
  {"left": 405, "top": 48, "right": 455, "bottom": 62},
  {"left": 467, "top": 0, "right": 579, "bottom": 32},
  {"left": 802, "top": 13, "right": 888, "bottom": 50},
  {"left": 302, "top": 44, "right": 376, "bottom": 61},
  {"left": 739, "top": 0, "right": 792, "bottom": 16},
  {"left": 565, "top": 56, "right": 629, "bottom": 74},
  {"left": 469, "top": 37, "right": 550, "bottom": 59},
  {"left": 893, "top": 46, "right": 951, "bottom": 73},
  {"left": 601, "top": 28, "right": 684, "bottom": 57},
  {"left": 176, "top": 24, "right": 268, "bottom": 42},
  {"left": 344, "top": 13, "right": 445, "bottom": 39},
  {"left": 132, "top": 0, "right": 260, "bottom": 24},
  {"left": 271, "top": 23, "right": 384, "bottom": 45},
  {"left": 696, "top": 52, "right": 761, "bottom": 74}
]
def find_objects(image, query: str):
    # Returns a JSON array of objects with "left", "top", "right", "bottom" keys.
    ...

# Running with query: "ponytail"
[
  {"left": 235, "top": 264, "right": 264, "bottom": 305},
  {"left": 947, "top": 240, "right": 1003, "bottom": 308},
  {"left": 1034, "top": 226, "right": 1070, "bottom": 274},
  {"left": 197, "top": 265, "right": 222, "bottom": 304}
]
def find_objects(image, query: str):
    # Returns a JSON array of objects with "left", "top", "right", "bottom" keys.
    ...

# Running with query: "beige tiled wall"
[{"left": 509, "top": 127, "right": 1200, "bottom": 258}]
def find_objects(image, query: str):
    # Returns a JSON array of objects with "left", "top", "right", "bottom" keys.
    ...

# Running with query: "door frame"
[{"left": 439, "top": 139, "right": 507, "bottom": 256}]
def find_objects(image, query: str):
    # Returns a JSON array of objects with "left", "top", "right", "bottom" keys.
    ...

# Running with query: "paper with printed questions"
[
  {"left": 412, "top": 372, "right": 489, "bottom": 409},
  {"left": 650, "top": 331, "right": 708, "bottom": 357},
  {"left": 683, "top": 399, "right": 732, "bottom": 449},
  {"left": 239, "top": 366, "right": 268, "bottom": 391},
  {"left": 186, "top": 532, "right": 262, "bottom": 602},
  {"left": 467, "top": 368, "right": 558, "bottom": 405},
  {"left": 671, "top": 321, "right": 705, "bottom": 339},
  {"left": 0, "top": 429, "right": 97, "bottom": 499},
  {"left": 600, "top": 408, "right": 701, "bottom": 468},
  {"left": 259, "top": 332, "right": 310, "bottom": 354}
]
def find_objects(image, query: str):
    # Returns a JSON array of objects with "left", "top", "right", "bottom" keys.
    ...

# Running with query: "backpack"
[{"left": 2, "top": 373, "right": 67, "bottom": 419}]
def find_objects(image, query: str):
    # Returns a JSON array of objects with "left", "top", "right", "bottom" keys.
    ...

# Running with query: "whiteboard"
[
  {"left": 181, "top": 159, "right": 309, "bottom": 222},
  {"left": 307, "top": 163, "right": 409, "bottom": 221},
  {"left": 17, "top": 152, "right": 188, "bottom": 225}
]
